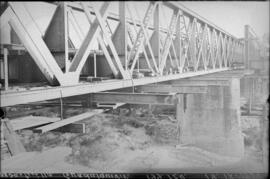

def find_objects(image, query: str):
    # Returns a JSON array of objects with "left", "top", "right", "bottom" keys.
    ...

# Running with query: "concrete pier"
[{"left": 177, "top": 78, "right": 244, "bottom": 158}]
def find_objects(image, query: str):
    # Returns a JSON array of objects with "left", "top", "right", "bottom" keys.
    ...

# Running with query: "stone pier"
[{"left": 176, "top": 77, "right": 244, "bottom": 158}]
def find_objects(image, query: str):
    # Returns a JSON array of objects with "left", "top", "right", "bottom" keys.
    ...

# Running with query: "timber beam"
[
  {"left": 136, "top": 84, "right": 208, "bottom": 94},
  {"left": 33, "top": 109, "right": 103, "bottom": 133},
  {"left": 91, "top": 92, "right": 178, "bottom": 105}
]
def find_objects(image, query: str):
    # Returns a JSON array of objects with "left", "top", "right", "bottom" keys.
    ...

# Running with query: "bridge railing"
[{"left": 0, "top": 1, "right": 245, "bottom": 87}]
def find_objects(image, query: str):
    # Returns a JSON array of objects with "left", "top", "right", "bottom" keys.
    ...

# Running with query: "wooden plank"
[
  {"left": 33, "top": 109, "right": 103, "bottom": 133},
  {"left": 92, "top": 92, "right": 177, "bottom": 105},
  {"left": 6, "top": 107, "right": 53, "bottom": 118},
  {"left": 10, "top": 116, "right": 61, "bottom": 131},
  {"left": 137, "top": 85, "right": 208, "bottom": 93},
  {"left": 96, "top": 103, "right": 125, "bottom": 109},
  {"left": 2, "top": 119, "right": 26, "bottom": 155}
]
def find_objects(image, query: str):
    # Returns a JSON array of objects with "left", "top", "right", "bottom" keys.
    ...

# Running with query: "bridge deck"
[{"left": 0, "top": 68, "right": 229, "bottom": 107}]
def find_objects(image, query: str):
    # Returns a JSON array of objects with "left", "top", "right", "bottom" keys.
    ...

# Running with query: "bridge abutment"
[{"left": 177, "top": 78, "right": 244, "bottom": 158}]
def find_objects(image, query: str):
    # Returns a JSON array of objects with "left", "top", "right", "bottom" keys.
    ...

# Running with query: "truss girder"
[{"left": 0, "top": 1, "right": 245, "bottom": 87}]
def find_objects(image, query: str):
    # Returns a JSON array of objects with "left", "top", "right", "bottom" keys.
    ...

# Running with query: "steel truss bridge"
[{"left": 0, "top": 1, "right": 264, "bottom": 107}]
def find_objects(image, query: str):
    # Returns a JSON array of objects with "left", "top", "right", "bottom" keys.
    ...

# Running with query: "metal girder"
[
  {"left": 191, "top": 69, "right": 254, "bottom": 79},
  {"left": 7, "top": 4, "right": 62, "bottom": 85},
  {"left": 126, "top": 2, "right": 158, "bottom": 73},
  {"left": 88, "top": 2, "right": 129, "bottom": 79},
  {"left": 136, "top": 85, "right": 208, "bottom": 94},
  {"left": 78, "top": 2, "right": 119, "bottom": 77},
  {"left": 68, "top": 2, "right": 110, "bottom": 72},
  {"left": 1, "top": 1, "right": 249, "bottom": 94},
  {"left": 169, "top": 79, "right": 230, "bottom": 86},
  {"left": 7, "top": 2, "right": 79, "bottom": 86},
  {"left": 91, "top": 92, "right": 178, "bottom": 105},
  {"left": 127, "top": 2, "right": 158, "bottom": 73},
  {"left": 159, "top": 10, "right": 180, "bottom": 72},
  {"left": 0, "top": 68, "right": 228, "bottom": 107},
  {"left": 164, "top": 2, "right": 237, "bottom": 39}
]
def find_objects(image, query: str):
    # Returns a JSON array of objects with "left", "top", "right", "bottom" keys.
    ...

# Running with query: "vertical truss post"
[
  {"left": 174, "top": 13, "right": 182, "bottom": 72},
  {"left": 4, "top": 48, "right": 9, "bottom": 90},
  {"left": 150, "top": 2, "right": 161, "bottom": 70},
  {"left": 94, "top": 52, "right": 97, "bottom": 78},
  {"left": 190, "top": 18, "right": 197, "bottom": 70},
  {"left": 244, "top": 25, "right": 250, "bottom": 69},
  {"left": 60, "top": 91, "right": 64, "bottom": 120},
  {"left": 64, "top": 2, "right": 69, "bottom": 73},
  {"left": 248, "top": 77, "right": 253, "bottom": 114}
]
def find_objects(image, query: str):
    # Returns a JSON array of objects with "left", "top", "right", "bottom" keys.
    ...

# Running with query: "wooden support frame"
[{"left": 91, "top": 92, "right": 178, "bottom": 105}]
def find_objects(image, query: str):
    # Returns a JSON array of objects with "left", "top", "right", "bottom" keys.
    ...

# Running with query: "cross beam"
[
  {"left": 136, "top": 85, "right": 208, "bottom": 93},
  {"left": 91, "top": 92, "right": 178, "bottom": 105}
]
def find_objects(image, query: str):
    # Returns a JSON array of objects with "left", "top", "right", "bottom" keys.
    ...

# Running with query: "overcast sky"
[{"left": 179, "top": 1, "right": 269, "bottom": 39}]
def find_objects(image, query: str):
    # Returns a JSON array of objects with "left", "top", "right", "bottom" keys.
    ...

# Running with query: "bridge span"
[{"left": 0, "top": 1, "right": 268, "bottom": 169}]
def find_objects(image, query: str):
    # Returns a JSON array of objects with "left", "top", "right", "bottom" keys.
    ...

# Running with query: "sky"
[
  {"left": 179, "top": 1, "right": 269, "bottom": 39},
  {"left": 104, "top": 1, "right": 269, "bottom": 40}
]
